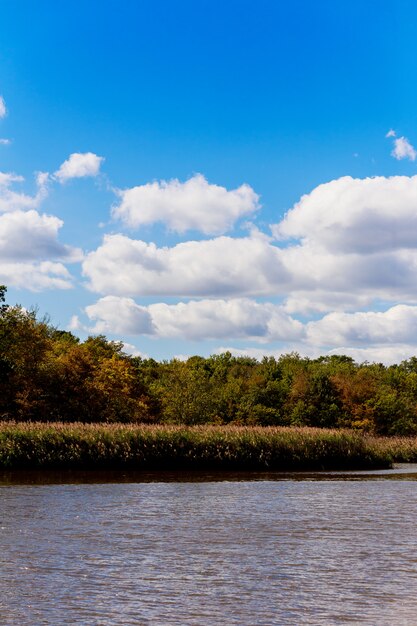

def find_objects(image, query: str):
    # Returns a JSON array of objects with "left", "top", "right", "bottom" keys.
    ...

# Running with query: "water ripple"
[{"left": 1, "top": 478, "right": 417, "bottom": 624}]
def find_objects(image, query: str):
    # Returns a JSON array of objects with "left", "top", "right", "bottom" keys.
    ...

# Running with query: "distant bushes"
[
  {"left": 0, "top": 423, "right": 393, "bottom": 470},
  {"left": 2, "top": 285, "right": 417, "bottom": 435}
]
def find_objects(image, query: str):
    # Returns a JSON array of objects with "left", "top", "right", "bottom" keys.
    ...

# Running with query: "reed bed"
[
  {"left": 368, "top": 435, "right": 417, "bottom": 463},
  {"left": 0, "top": 422, "right": 394, "bottom": 470}
]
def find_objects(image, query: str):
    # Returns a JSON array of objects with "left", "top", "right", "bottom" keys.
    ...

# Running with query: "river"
[{"left": 1, "top": 465, "right": 417, "bottom": 625}]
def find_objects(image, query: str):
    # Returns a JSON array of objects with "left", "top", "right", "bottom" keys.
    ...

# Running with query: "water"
[{"left": 1, "top": 466, "right": 417, "bottom": 625}]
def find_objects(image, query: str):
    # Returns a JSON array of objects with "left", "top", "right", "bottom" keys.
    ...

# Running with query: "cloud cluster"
[
  {"left": 0, "top": 99, "right": 83, "bottom": 289},
  {"left": 3, "top": 108, "right": 417, "bottom": 363},
  {"left": 0, "top": 201, "right": 81, "bottom": 290},
  {"left": 83, "top": 295, "right": 417, "bottom": 365},
  {"left": 112, "top": 174, "right": 259, "bottom": 235},
  {"left": 78, "top": 169, "right": 417, "bottom": 362},
  {"left": 0, "top": 157, "right": 89, "bottom": 289},
  {"left": 0, "top": 139, "right": 106, "bottom": 289},
  {"left": 272, "top": 174, "right": 417, "bottom": 310},
  {"left": 83, "top": 175, "right": 417, "bottom": 313}
]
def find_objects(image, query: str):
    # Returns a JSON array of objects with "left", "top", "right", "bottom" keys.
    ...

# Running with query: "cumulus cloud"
[
  {"left": 148, "top": 298, "right": 292, "bottom": 341},
  {"left": 83, "top": 233, "right": 289, "bottom": 297},
  {"left": 0, "top": 96, "right": 6, "bottom": 119},
  {"left": 0, "top": 168, "right": 81, "bottom": 290},
  {"left": 78, "top": 169, "right": 417, "bottom": 362},
  {"left": 0, "top": 210, "right": 82, "bottom": 262},
  {"left": 273, "top": 175, "right": 417, "bottom": 253},
  {"left": 267, "top": 174, "right": 417, "bottom": 310},
  {"left": 391, "top": 136, "right": 417, "bottom": 161},
  {"left": 81, "top": 233, "right": 417, "bottom": 312},
  {"left": 82, "top": 173, "right": 417, "bottom": 317},
  {"left": 6, "top": 165, "right": 411, "bottom": 357},
  {"left": 83, "top": 295, "right": 417, "bottom": 363},
  {"left": 85, "top": 296, "right": 154, "bottom": 335},
  {"left": 54, "top": 152, "right": 104, "bottom": 183},
  {"left": 283, "top": 291, "right": 374, "bottom": 315},
  {"left": 306, "top": 305, "right": 417, "bottom": 347},
  {"left": 85, "top": 296, "right": 303, "bottom": 342},
  {"left": 112, "top": 174, "right": 259, "bottom": 234},
  {"left": 0, "top": 261, "right": 73, "bottom": 291},
  {"left": 0, "top": 171, "right": 48, "bottom": 213},
  {"left": 386, "top": 129, "right": 396, "bottom": 138},
  {"left": 215, "top": 303, "right": 417, "bottom": 365}
]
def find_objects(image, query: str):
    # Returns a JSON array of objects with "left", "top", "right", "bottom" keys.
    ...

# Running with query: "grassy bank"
[{"left": 0, "top": 422, "right": 398, "bottom": 470}]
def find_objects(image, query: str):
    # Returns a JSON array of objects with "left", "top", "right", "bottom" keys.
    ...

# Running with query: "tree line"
[{"left": 1, "top": 285, "right": 417, "bottom": 435}]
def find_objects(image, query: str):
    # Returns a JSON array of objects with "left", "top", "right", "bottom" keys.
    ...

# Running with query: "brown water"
[{"left": 1, "top": 465, "right": 417, "bottom": 625}]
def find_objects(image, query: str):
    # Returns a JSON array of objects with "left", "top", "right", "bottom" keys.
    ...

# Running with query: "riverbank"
[{"left": 0, "top": 422, "right": 406, "bottom": 470}]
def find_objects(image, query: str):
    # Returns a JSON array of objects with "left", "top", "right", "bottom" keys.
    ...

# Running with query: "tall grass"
[
  {"left": 368, "top": 435, "right": 417, "bottom": 463},
  {"left": 0, "top": 422, "right": 395, "bottom": 470}
]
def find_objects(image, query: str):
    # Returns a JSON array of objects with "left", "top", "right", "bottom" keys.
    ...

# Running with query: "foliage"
[{"left": 2, "top": 286, "right": 417, "bottom": 435}]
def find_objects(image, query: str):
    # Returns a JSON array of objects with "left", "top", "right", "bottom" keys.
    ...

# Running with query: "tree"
[{"left": 0, "top": 285, "right": 8, "bottom": 313}]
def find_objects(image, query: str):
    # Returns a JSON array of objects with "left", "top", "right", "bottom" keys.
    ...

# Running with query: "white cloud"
[
  {"left": 0, "top": 96, "right": 6, "bottom": 119},
  {"left": 283, "top": 291, "right": 374, "bottom": 315},
  {"left": 83, "top": 295, "right": 417, "bottom": 364},
  {"left": 121, "top": 342, "right": 148, "bottom": 358},
  {"left": 326, "top": 345, "right": 417, "bottom": 365},
  {"left": 54, "top": 152, "right": 104, "bottom": 183},
  {"left": 0, "top": 139, "right": 10, "bottom": 145},
  {"left": 212, "top": 346, "right": 307, "bottom": 361},
  {"left": 0, "top": 172, "right": 23, "bottom": 187},
  {"left": 150, "top": 299, "right": 303, "bottom": 341},
  {"left": 112, "top": 174, "right": 259, "bottom": 234},
  {"left": 273, "top": 175, "right": 417, "bottom": 253},
  {"left": 306, "top": 305, "right": 417, "bottom": 347},
  {"left": 85, "top": 296, "right": 154, "bottom": 335},
  {"left": 386, "top": 129, "right": 396, "bottom": 138},
  {"left": 83, "top": 174, "right": 417, "bottom": 316},
  {"left": 82, "top": 233, "right": 417, "bottom": 312},
  {"left": 215, "top": 344, "right": 417, "bottom": 366},
  {"left": 391, "top": 136, "right": 417, "bottom": 161},
  {"left": 269, "top": 174, "right": 417, "bottom": 310},
  {"left": 77, "top": 171, "right": 417, "bottom": 361},
  {"left": 85, "top": 296, "right": 303, "bottom": 341},
  {"left": 0, "top": 167, "right": 81, "bottom": 290},
  {"left": 0, "top": 171, "right": 48, "bottom": 213},
  {"left": 68, "top": 315, "right": 81, "bottom": 331},
  {"left": 83, "top": 233, "right": 289, "bottom": 297},
  {"left": 0, "top": 261, "right": 73, "bottom": 291},
  {"left": 0, "top": 209, "right": 82, "bottom": 262}
]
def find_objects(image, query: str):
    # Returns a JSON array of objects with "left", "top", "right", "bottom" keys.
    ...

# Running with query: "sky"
[{"left": 1, "top": 0, "right": 417, "bottom": 364}]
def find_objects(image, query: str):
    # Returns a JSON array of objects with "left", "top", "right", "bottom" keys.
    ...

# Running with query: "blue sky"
[{"left": 1, "top": 0, "right": 417, "bottom": 363}]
